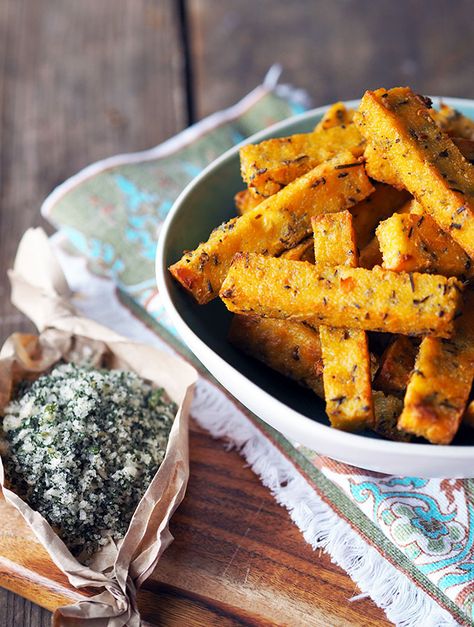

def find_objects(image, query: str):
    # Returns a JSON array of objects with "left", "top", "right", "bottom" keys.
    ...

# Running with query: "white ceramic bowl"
[{"left": 156, "top": 97, "right": 474, "bottom": 478}]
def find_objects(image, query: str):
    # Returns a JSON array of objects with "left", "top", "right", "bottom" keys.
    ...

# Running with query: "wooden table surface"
[{"left": 0, "top": 1, "right": 472, "bottom": 625}]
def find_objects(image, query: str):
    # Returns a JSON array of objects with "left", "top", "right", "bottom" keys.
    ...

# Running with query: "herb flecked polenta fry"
[
  {"left": 228, "top": 315, "right": 324, "bottom": 397},
  {"left": 240, "top": 125, "right": 365, "bottom": 197},
  {"left": 363, "top": 137, "right": 474, "bottom": 190},
  {"left": 229, "top": 316, "right": 406, "bottom": 438},
  {"left": 314, "top": 102, "right": 354, "bottom": 131},
  {"left": 398, "top": 292, "right": 474, "bottom": 444},
  {"left": 280, "top": 238, "right": 315, "bottom": 263},
  {"left": 234, "top": 189, "right": 262, "bottom": 215},
  {"left": 431, "top": 104, "right": 474, "bottom": 141},
  {"left": 355, "top": 87, "right": 474, "bottom": 259},
  {"left": 374, "top": 336, "right": 418, "bottom": 395},
  {"left": 170, "top": 152, "right": 373, "bottom": 304},
  {"left": 312, "top": 211, "right": 373, "bottom": 430},
  {"left": 359, "top": 236, "right": 383, "bottom": 269},
  {"left": 452, "top": 138, "right": 474, "bottom": 163},
  {"left": 312, "top": 211, "right": 359, "bottom": 267},
  {"left": 219, "top": 254, "right": 463, "bottom": 337},
  {"left": 372, "top": 391, "right": 409, "bottom": 441},
  {"left": 377, "top": 212, "right": 474, "bottom": 278},
  {"left": 463, "top": 400, "right": 474, "bottom": 428},
  {"left": 363, "top": 143, "right": 404, "bottom": 189},
  {"left": 319, "top": 325, "right": 373, "bottom": 430},
  {"left": 350, "top": 183, "right": 410, "bottom": 249}
]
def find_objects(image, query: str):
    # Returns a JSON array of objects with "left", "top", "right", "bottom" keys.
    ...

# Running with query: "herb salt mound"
[{"left": 2, "top": 363, "right": 177, "bottom": 561}]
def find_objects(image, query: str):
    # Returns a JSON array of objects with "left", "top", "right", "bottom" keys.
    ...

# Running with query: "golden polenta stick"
[
  {"left": 372, "top": 391, "right": 409, "bottom": 441},
  {"left": 314, "top": 102, "right": 354, "bottom": 131},
  {"left": 350, "top": 184, "right": 411, "bottom": 248},
  {"left": 234, "top": 189, "right": 262, "bottom": 215},
  {"left": 280, "top": 238, "right": 315, "bottom": 263},
  {"left": 374, "top": 336, "right": 418, "bottom": 395},
  {"left": 229, "top": 315, "right": 324, "bottom": 397},
  {"left": 312, "top": 211, "right": 373, "bottom": 430},
  {"left": 240, "top": 125, "right": 365, "bottom": 197},
  {"left": 398, "top": 292, "right": 474, "bottom": 444},
  {"left": 364, "top": 137, "right": 474, "bottom": 189},
  {"left": 404, "top": 198, "right": 424, "bottom": 215},
  {"left": 228, "top": 316, "right": 402, "bottom": 437},
  {"left": 363, "top": 142, "right": 404, "bottom": 189},
  {"left": 220, "top": 254, "right": 463, "bottom": 337},
  {"left": 452, "top": 138, "right": 474, "bottom": 163},
  {"left": 312, "top": 210, "right": 359, "bottom": 267},
  {"left": 318, "top": 326, "right": 373, "bottom": 430},
  {"left": 377, "top": 213, "right": 473, "bottom": 278},
  {"left": 431, "top": 104, "right": 474, "bottom": 141},
  {"left": 170, "top": 152, "right": 373, "bottom": 304},
  {"left": 359, "top": 236, "right": 383, "bottom": 269},
  {"left": 356, "top": 87, "right": 474, "bottom": 258},
  {"left": 463, "top": 400, "right": 474, "bottom": 428}
]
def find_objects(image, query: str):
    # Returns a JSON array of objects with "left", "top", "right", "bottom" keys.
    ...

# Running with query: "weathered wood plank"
[
  {"left": 0, "top": 593, "right": 50, "bottom": 627},
  {"left": 189, "top": 0, "right": 474, "bottom": 117},
  {"left": 0, "top": 0, "right": 186, "bottom": 343}
]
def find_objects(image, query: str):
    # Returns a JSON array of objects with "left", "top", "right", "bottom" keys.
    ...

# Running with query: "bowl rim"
[{"left": 156, "top": 96, "right": 474, "bottom": 461}]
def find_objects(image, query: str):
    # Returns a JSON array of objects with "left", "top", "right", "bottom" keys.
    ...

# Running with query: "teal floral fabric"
[{"left": 43, "top": 87, "right": 303, "bottom": 340}]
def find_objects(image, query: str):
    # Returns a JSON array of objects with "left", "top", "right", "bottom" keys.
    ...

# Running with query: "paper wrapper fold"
[{"left": 1, "top": 229, "right": 198, "bottom": 626}]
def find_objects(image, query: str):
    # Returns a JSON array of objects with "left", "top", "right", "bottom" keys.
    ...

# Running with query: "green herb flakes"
[{"left": 2, "top": 363, "right": 177, "bottom": 560}]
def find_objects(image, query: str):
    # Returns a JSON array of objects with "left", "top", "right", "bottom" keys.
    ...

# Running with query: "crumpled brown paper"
[{"left": 0, "top": 228, "right": 198, "bottom": 626}]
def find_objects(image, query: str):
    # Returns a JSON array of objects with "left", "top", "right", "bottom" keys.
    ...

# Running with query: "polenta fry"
[
  {"left": 356, "top": 87, "right": 474, "bottom": 258},
  {"left": 398, "top": 292, "right": 474, "bottom": 444},
  {"left": 170, "top": 152, "right": 373, "bottom": 304},
  {"left": 374, "top": 336, "right": 418, "bottom": 395},
  {"left": 234, "top": 189, "right": 262, "bottom": 215},
  {"left": 314, "top": 102, "right": 354, "bottom": 131},
  {"left": 229, "top": 315, "right": 324, "bottom": 397},
  {"left": 280, "top": 238, "right": 315, "bottom": 263},
  {"left": 312, "top": 211, "right": 359, "bottom": 268},
  {"left": 312, "top": 211, "right": 373, "bottom": 430},
  {"left": 377, "top": 212, "right": 473, "bottom": 278},
  {"left": 240, "top": 125, "right": 365, "bottom": 197},
  {"left": 372, "top": 391, "right": 409, "bottom": 441},
  {"left": 431, "top": 104, "right": 474, "bottom": 141},
  {"left": 220, "top": 254, "right": 463, "bottom": 337}
]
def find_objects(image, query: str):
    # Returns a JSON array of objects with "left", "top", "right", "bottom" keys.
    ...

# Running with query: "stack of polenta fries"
[{"left": 170, "top": 87, "right": 474, "bottom": 445}]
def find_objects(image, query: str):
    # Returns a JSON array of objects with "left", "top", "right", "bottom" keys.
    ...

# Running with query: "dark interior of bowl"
[{"left": 162, "top": 109, "right": 474, "bottom": 447}]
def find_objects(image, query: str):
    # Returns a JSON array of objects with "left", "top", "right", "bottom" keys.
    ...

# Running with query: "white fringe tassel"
[{"left": 191, "top": 379, "right": 460, "bottom": 627}]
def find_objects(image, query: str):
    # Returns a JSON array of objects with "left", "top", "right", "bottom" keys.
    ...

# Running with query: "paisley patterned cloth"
[{"left": 42, "top": 81, "right": 474, "bottom": 626}]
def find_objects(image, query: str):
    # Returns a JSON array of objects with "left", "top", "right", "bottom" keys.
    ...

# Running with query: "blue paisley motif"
[
  {"left": 421, "top": 503, "right": 474, "bottom": 576},
  {"left": 410, "top": 505, "right": 453, "bottom": 539},
  {"left": 350, "top": 480, "right": 442, "bottom": 518},
  {"left": 438, "top": 562, "right": 474, "bottom": 589}
]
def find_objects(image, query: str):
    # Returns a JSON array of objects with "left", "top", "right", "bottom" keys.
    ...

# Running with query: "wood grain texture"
[
  {"left": 189, "top": 0, "right": 474, "bottom": 117},
  {"left": 0, "top": 422, "right": 390, "bottom": 627},
  {"left": 0, "top": 0, "right": 185, "bottom": 342}
]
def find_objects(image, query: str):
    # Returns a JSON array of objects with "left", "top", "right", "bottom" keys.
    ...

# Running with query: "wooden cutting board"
[{"left": 0, "top": 421, "right": 389, "bottom": 626}]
